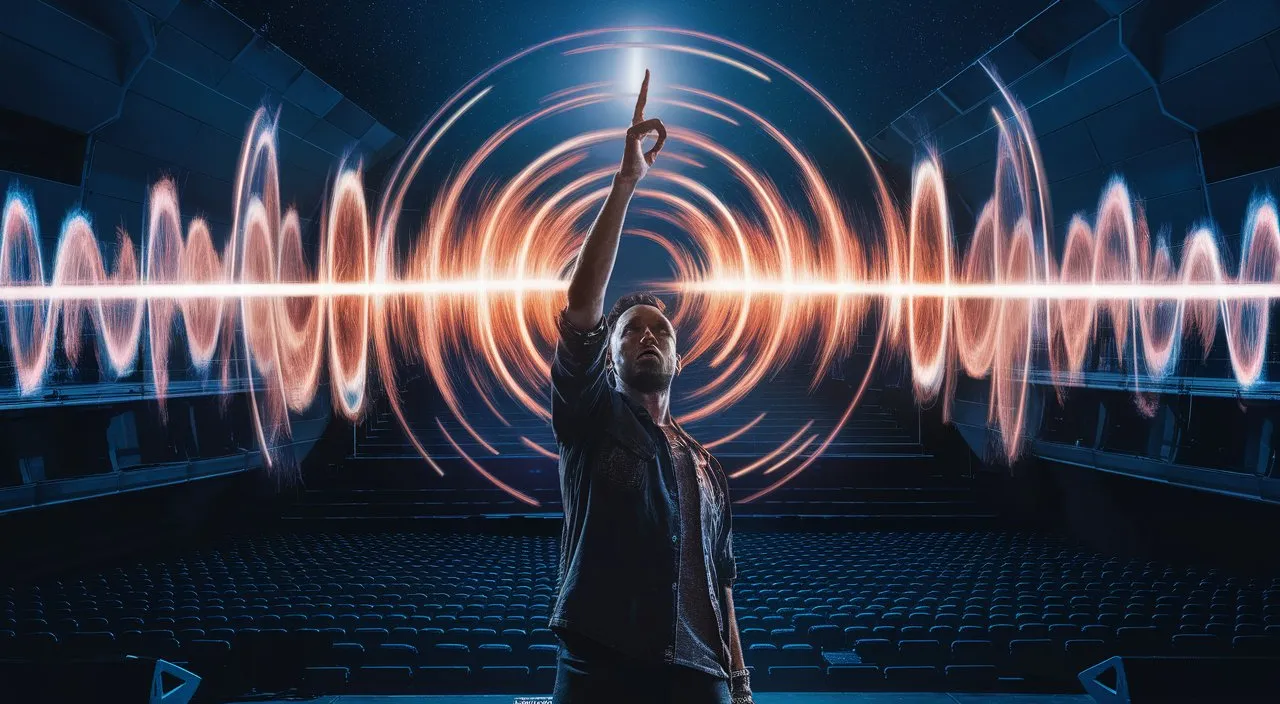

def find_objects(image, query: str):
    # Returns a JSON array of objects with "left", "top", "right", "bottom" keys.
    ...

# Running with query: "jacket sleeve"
[{"left": 550, "top": 308, "right": 612, "bottom": 444}]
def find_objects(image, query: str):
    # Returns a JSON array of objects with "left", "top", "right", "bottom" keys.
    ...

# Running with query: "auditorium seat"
[
  {"left": 770, "top": 627, "right": 802, "bottom": 645},
  {"left": 64, "top": 631, "right": 116, "bottom": 656},
  {"left": 1171, "top": 632, "right": 1221, "bottom": 655},
  {"left": 524, "top": 664, "right": 551, "bottom": 690},
  {"left": 1234, "top": 635, "right": 1280, "bottom": 655},
  {"left": 841, "top": 625, "right": 871, "bottom": 647},
  {"left": 769, "top": 665, "right": 822, "bottom": 690},
  {"left": 825, "top": 664, "right": 883, "bottom": 690},
  {"left": 1047, "top": 623, "right": 1078, "bottom": 642},
  {"left": 417, "top": 627, "right": 445, "bottom": 649},
  {"left": 430, "top": 642, "right": 471, "bottom": 667},
  {"left": 778, "top": 642, "right": 816, "bottom": 666},
  {"left": 354, "top": 664, "right": 413, "bottom": 692},
  {"left": 477, "top": 642, "right": 515, "bottom": 666},
  {"left": 1080, "top": 624, "right": 1112, "bottom": 642},
  {"left": 328, "top": 642, "right": 366, "bottom": 668},
  {"left": 176, "top": 627, "right": 206, "bottom": 642},
  {"left": 481, "top": 665, "right": 530, "bottom": 692},
  {"left": 371, "top": 642, "right": 418, "bottom": 665},
  {"left": 388, "top": 627, "right": 417, "bottom": 644},
  {"left": 951, "top": 638, "right": 994, "bottom": 664},
  {"left": 414, "top": 665, "right": 471, "bottom": 693},
  {"left": 746, "top": 642, "right": 779, "bottom": 670},
  {"left": 1116, "top": 626, "right": 1163, "bottom": 654},
  {"left": 884, "top": 665, "right": 941, "bottom": 689},
  {"left": 807, "top": 624, "right": 842, "bottom": 650},
  {"left": 853, "top": 638, "right": 895, "bottom": 664},
  {"left": 987, "top": 623, "right": 1016, "bottom": 647},
  {"left": 792, "top": 614, "right": 823, "bottom": 632},
  {"left": 945, "top": 664, "right": 998, "bottom": 688},
  {"left": 303, "top": 665, "right": 349, "bottom": 693},
  {"left": 1008, "top": 638, "right": 1058, "bottom": 679},
  {"left": 927, "top": 625, "right": 956, "bottom": 644},
  {"left": 897, "top": 639, "right": 943, "bottom": 665},
  {"left": 1064, "top": 638, "right": 1108, "bottom": 670}
]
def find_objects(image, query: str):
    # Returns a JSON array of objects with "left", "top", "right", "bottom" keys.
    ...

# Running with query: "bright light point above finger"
[
  {"left": 618, "top": 45, "right": 669, "bottom": 112},
  {"left": 624, "top": 46, "right": 647, "bottom": 89}
]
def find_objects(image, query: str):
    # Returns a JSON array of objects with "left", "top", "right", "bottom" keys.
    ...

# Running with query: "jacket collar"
[{"left": 617, "top": 388, "right": 706, "bottom": 457}]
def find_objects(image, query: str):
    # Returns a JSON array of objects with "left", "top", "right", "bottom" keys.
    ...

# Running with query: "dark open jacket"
[{"left": 548, "top": 310, "right": 737, "bottom": 669}]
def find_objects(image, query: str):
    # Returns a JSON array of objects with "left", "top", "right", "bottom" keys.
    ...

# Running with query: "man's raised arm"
[{"left": 563, "top": 69, "right": 666, "bottom": 330}]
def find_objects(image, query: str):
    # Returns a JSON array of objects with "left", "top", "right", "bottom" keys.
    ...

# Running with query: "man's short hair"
[{"left": 605, "top": 292, "right": 667, "bottom": 333}]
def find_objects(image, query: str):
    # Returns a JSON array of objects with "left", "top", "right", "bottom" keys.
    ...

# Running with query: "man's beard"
[{"left": 619, "top": 365, "right": 673, "bottom": 393}]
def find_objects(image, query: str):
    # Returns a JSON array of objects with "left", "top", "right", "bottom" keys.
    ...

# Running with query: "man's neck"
[{"left": 619, "top": 381, "right": 671, "bottom": 425}]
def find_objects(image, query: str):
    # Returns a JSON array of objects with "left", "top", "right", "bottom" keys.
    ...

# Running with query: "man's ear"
[{"left": 674, "top": 352, "right": 683, "bottom": 376}]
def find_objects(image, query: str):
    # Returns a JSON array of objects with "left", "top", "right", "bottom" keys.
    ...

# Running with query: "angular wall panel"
[
  {"left": 326, "top": 99, "right": 376, "bottom": 141},
  {"left": 97, "top": 93, "right": 201, "bottom": 164},
  {"left": 83, "top": 191, "right": 146, "bottom": 243},
  {"left": 1039, "top": 121, "right": 1103, "bottom": 183},
  {"left": 283, "top": 70, "right": 343, "bottom": 117},
  {"left": 303, "top": 119, "right": 351, "bottom": 157},
  {"left": 216, "top": 65, "right": 279, "bottom": 111},
  {"left": 183, "top": 125, "right": 241, "bottom": 181},
  {"left": 0, "top": 35, "right": 120, "bottom": 133},
  {"left": 166, "top": 0, "right": 253, "bottom": 61},
  {"left": 127, "top": 0, "right": 181, "bottom": 19},
  {"left": 1084, "top": 89, "right": 1189, "bottom": 164},
  {"left": 235, "top": 35, "right": 303, "bottom": 93},
  {"left": 131, "top": 59, "right": 251, "bottom": 138},
  {"left": 1159, "top": 0, "right": 1280, "bottom": 80},
  {"left": 1117, "top": 138, "right": 1200, "bottom": 201},
  {"left": 85, "top": 141, "right": 176, "bottom": 203},
  {"left": 3, "top": 0, "right": 121, "bottom": 83},
  {"left": 1160, "top": 40, "right": 1280, "bottom": 129},
  {"left": 152, "top": 24, "right": 232, "bottom": 88}
]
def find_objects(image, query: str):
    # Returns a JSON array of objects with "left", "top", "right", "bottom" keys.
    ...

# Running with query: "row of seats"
[{"left": 3, "top": 530, "right": 1280, "bottom": 695}]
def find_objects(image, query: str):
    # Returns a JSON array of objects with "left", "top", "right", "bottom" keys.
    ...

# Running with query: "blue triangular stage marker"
[
  {"left": 149, "top": 658, "right": 201, "bottom": 704},
  {"left": 1079, "top": 655, "right": 1126, "bottom": 704}
]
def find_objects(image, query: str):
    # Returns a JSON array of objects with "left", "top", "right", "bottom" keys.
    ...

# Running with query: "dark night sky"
[{"left": 219, "top": 0, "right": 1052, "bottom": 139}]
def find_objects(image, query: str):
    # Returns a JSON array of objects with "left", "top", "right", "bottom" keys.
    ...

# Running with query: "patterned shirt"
[{"left": 662, "top": 424, "right": 731, "bottom": 678}]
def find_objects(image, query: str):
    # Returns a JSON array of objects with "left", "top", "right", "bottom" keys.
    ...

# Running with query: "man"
[{"left": 548, "top": 70, "right": 753, "bottom": 704}]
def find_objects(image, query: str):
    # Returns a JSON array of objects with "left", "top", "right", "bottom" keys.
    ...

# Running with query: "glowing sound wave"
[
  {"left": 682, "top": 280, "right": 1280, "bottom": 301},
  {"left": 1, "top": 107, "right": 567, "bottom": 473},
  {"left": 681, "top": 181, "right": 1280, "bottom": 462},
  {"left": 3, "top": 271, "right": 1272, "bottom": 303},
  {"left": 888, "top": 116, "right": 1280, "bottom": 463},
  {"left": 3, "top": 27, "right": 1278, "bottom": 506},
  {"left": 0, "top": 280, "right": 568, "bottom": 301},
  {"left": 343, "top": 27, "right": 1279, "bottom": 506}
]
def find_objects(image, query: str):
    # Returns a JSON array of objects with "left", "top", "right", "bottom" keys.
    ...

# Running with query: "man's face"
[{"left": 610, "top": 304, "right": 679, "bottom": 393}]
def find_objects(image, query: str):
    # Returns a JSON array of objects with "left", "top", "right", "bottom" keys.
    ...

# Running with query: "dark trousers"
[{"left": 552, "top": 633, "right": 732, "bottom": 704}]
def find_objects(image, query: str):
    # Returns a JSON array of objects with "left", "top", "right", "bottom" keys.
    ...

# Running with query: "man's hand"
[
  {"left": 564, "top": 71, "right": 666, "bottom": 329},
  {"left": 618, "top": 69, "right": 666, "bottom": 185}
]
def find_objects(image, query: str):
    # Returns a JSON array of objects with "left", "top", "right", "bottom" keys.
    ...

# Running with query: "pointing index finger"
[{"left": 632, "top": 69, "right": 649, "bottom": 126}]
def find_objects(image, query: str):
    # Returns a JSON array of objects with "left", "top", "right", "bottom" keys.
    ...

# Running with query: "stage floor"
[{"left": 238, "top": 694, "right": 1091, "bottom": 704}]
